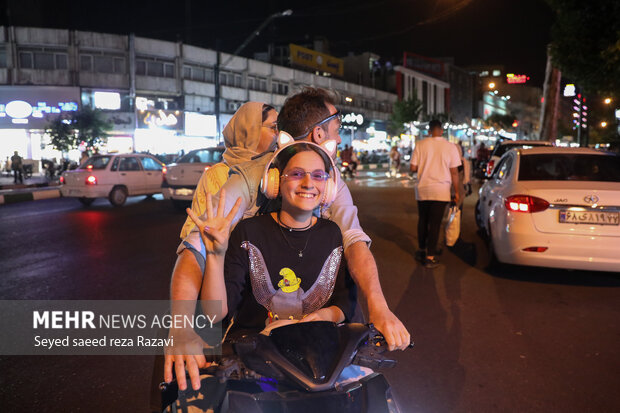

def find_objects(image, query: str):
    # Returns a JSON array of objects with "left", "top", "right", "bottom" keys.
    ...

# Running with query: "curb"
[
  {"left": 0, "top": 181, "right": 60, "bottom": 191},
  {"left": 0, "top": 188, "right": 61, "bottom": 205}
]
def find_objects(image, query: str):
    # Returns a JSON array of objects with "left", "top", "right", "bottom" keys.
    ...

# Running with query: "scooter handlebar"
[{"left": 366, "top": 323, "right": 414, "bottom": 351}]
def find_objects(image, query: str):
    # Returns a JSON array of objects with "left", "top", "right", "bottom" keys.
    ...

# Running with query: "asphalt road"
[{"left": 0, "top": 173, "right": 619, "bottom": 412}]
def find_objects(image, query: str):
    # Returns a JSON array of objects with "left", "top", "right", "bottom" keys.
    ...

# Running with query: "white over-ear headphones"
[{"left": 260, "top": 131, "right": 339, "bottom": 207}]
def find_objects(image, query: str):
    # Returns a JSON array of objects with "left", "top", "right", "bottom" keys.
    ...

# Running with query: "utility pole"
[
  {"left": 539, "top": 45, "right": 561, "bottom": 142},
  {"left": 213, "top": 9, "right": 292, "bottom": 142}
]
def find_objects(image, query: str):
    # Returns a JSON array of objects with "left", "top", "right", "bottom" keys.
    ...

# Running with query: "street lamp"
[
  {"left": 214, "top": 9, "right": 293, "bottom": 141},
  {"left": 604, "top": 98, "right": 612, "bottom": 104},
  {"left": 600, "top": 121, "right": 608, "bottom": 128},
  {"left": 488, "top": 82, "right": 495, "bottom": 89}
]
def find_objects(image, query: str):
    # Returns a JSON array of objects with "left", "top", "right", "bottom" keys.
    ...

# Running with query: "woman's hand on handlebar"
[{"left": 186, "top": 189, "right": 242, "bottom": 256}]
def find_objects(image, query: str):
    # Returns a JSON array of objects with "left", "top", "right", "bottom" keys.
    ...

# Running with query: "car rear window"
[
  {"left": 519, "top": 154, "right": 620, "bottom": 182},
  {"left": 493, "top": 142, "right": 550, "bottom": 158},
  {"left": 178, "top": 148, "right": 224, "bottom": 164},
  {"left": 82, "top": 156, "right": 112, "bottom": 170}
]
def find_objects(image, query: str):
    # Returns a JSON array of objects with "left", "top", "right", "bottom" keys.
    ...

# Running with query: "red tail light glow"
[
  {"left": 505, "top": 195, "right": 549, "bottom": 213},
  {"left": 162, "top": 166, "right": 167, "bottom": 174},
  {"left": 486, "top": 160, "right": 495, "bottom": 176},
  {"left": 522, "top": 247, "right": 548, "bottom": 253},
  {"left": 86, "top": 175, "right": 97, "bottom": 185},
  {"left": 59, "top": 176, "right": 65, "bottom": 184}
]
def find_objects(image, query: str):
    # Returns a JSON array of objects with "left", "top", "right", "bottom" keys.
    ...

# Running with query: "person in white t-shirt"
[{"left": 410, "top": 120, "right": 461, "bottom": 268}]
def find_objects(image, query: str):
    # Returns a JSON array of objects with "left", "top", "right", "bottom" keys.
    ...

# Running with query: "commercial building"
[{"left": 0, "top": 26, "right": 397, "bottom": 166}]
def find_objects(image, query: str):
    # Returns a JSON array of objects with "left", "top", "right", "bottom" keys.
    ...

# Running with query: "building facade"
[{"left": 0, "top": 26, "right": 397, "bottom": 165}]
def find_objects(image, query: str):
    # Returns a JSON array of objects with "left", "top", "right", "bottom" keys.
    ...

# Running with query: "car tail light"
[
  {"left": 162, "top": 166, "right": 168, "bottom": 183},
  {"left": 505, "top": 195, "right": 549, "bottom": 213},
  {"left": 86, "top": 175, "right": 97, "bottom": 185},
  {"left": 162, "top": 166, "right": 167, "bottom": 174},
  {"left": 59, "top": 176, "right": 65, "bottom": 184},
  {"left": 522, "top": 247, "right": 548, "bottom": 252},
  {"left": 342, "top": 162, "right": 349, "bottom": 167},
  {"left": 486, "top": 160, "right": 495, "bottom": 176}
]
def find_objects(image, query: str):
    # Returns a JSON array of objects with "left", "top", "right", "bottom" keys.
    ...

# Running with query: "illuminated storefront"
[
  {"left": 135, "top": 107, "right": 184, "bottom": 154},
  {"left": 0, "top": 86, "right": 81, "bottom": 168}
]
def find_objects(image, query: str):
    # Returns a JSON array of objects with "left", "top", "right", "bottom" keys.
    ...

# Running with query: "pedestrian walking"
[
  {"left": 389, "top": 146, "right": 401, "bottom": 177},
  {"left": 11, "top": 151, "right": 24, "bottom": 184},
  {"left": 410, "top": 120, "right": 461, "bottom": 268}
]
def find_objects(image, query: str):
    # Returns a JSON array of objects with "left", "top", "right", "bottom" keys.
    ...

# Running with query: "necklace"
[
  {"left": 277, "top": 214, "right": 312, "bottom": 258},
  {"left": 277, "top": 211, "right": 313, "bottom": 232}
]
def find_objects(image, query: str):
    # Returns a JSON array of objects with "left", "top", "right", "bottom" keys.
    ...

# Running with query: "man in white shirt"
[{"left": 410, "top": 120, "right": 461, "bottom": 268}]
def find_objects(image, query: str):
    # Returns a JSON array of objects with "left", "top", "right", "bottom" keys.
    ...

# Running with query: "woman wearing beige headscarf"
[{"left": 179, "top": 102, "right": 278, "bottom": 238}]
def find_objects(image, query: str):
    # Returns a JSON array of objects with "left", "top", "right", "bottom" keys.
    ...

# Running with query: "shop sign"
[
  {"left": 100, "top": 112, "right": 136, "bottom": 134},
  {"left": 0, "top": 86, "right": 80, "bottom": 129},
  {"left": 93, "top": 91, "right": 121, "bottom": 110},
  {"left": 289, "top": 44, "right": 344, "bottom": 77},
  {"left": 137, "top": 109, "right": 183, "bottom": 131},
  {"left": 506, "top": 73, "right": 529, "bottom": 84},
  {"left": 185, "top": 112, "right": 216, "bottom": 137},
  {"left": 563, "top": 84, "right": 576, "bottom": 97},
  {"left": 342, "top": 112, "right": 365, "bottom": 126}
]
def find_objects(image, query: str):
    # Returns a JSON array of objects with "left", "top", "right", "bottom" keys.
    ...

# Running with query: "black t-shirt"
[{"left": 224, "top": 214, "right": 357, "bottom": 333}]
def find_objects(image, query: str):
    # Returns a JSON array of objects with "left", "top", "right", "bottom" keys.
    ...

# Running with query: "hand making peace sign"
[{"left": 186, "top": 189, "right": 242, "bottom": 256}]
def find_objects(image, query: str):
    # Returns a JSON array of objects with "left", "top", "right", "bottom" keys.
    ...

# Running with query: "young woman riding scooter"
[{"left": 187, "top": 133, "right": 356, "bottom": 337}]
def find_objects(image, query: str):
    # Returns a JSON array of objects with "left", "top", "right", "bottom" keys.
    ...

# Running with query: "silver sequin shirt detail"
[{"left": 241, "top": 241, "right": 343, "bottom": 317}]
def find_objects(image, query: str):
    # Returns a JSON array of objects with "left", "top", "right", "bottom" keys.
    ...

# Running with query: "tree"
[
  {"left": 73, "top": 106, "right": 113, "bottom": 151},
  {"left": 46, "top": 107, "right": 112, "bottom": 154},
  {"left": 47, "top": 115, "right": 77, "bottom": 154},
  {"left": 546, "top": 0, "right": 620, "bottom": 96},
  {"left": 388, "top": 94, "right": 424, "bottom": 136}
]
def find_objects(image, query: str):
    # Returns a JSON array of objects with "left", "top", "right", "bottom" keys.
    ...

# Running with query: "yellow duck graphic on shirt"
[{"left": 277, "top": 268, "right": 301, "bottom": 293}]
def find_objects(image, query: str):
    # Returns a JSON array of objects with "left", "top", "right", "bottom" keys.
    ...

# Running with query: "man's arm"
[
  {"left": 165, "top": 250, "right": 207, "bottom": 392},
  {"left": 345, "top": 242, "right": 410, "bottom": 350},
  {"left": 410, "top": 144, "right": 419, "bottom": 173},
  {"left": 328, "top": 180, "right": 411, "bottom": 350},
  {"left": 450, "top": 167, "right": 460, "bottom": 205}
]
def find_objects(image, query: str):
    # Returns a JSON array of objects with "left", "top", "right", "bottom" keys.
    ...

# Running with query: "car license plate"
[
  {"left": 559, "top": 210, "right": 619, "bottom": 226},
  {"left": 175, "top": 188, "right": 194, "bottom": 196}
]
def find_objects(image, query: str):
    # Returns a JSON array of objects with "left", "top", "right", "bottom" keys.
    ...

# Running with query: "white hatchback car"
[
  {"left": 475, "top": 147, "right": 620, "bottom": 272},
  {"left": 60, "top": 154, "right": 165, "bottom": 206},
  {"left": 162, "top": 147, "right": 224, "bottom": 208},
  {"left": 485, "top": 140, "right": 553, "bottom": 177}
]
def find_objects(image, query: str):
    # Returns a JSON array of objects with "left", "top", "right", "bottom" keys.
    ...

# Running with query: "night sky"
[{"left": 2, "top": 0, "right": 554, "bottom": 85}]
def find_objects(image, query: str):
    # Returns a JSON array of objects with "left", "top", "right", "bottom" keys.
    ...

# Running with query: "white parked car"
[
  {"left": 475, "top": 147, "right": 620, "bottom": 272},
  {"left": 485, "top": 140, "right": 553, "bottom": 177},
  {"left": 60, "top": 154, "right": 165, "bottom": 207},
  {"left": 162, "top": 147, "right": 224, "bottom": 208}
]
